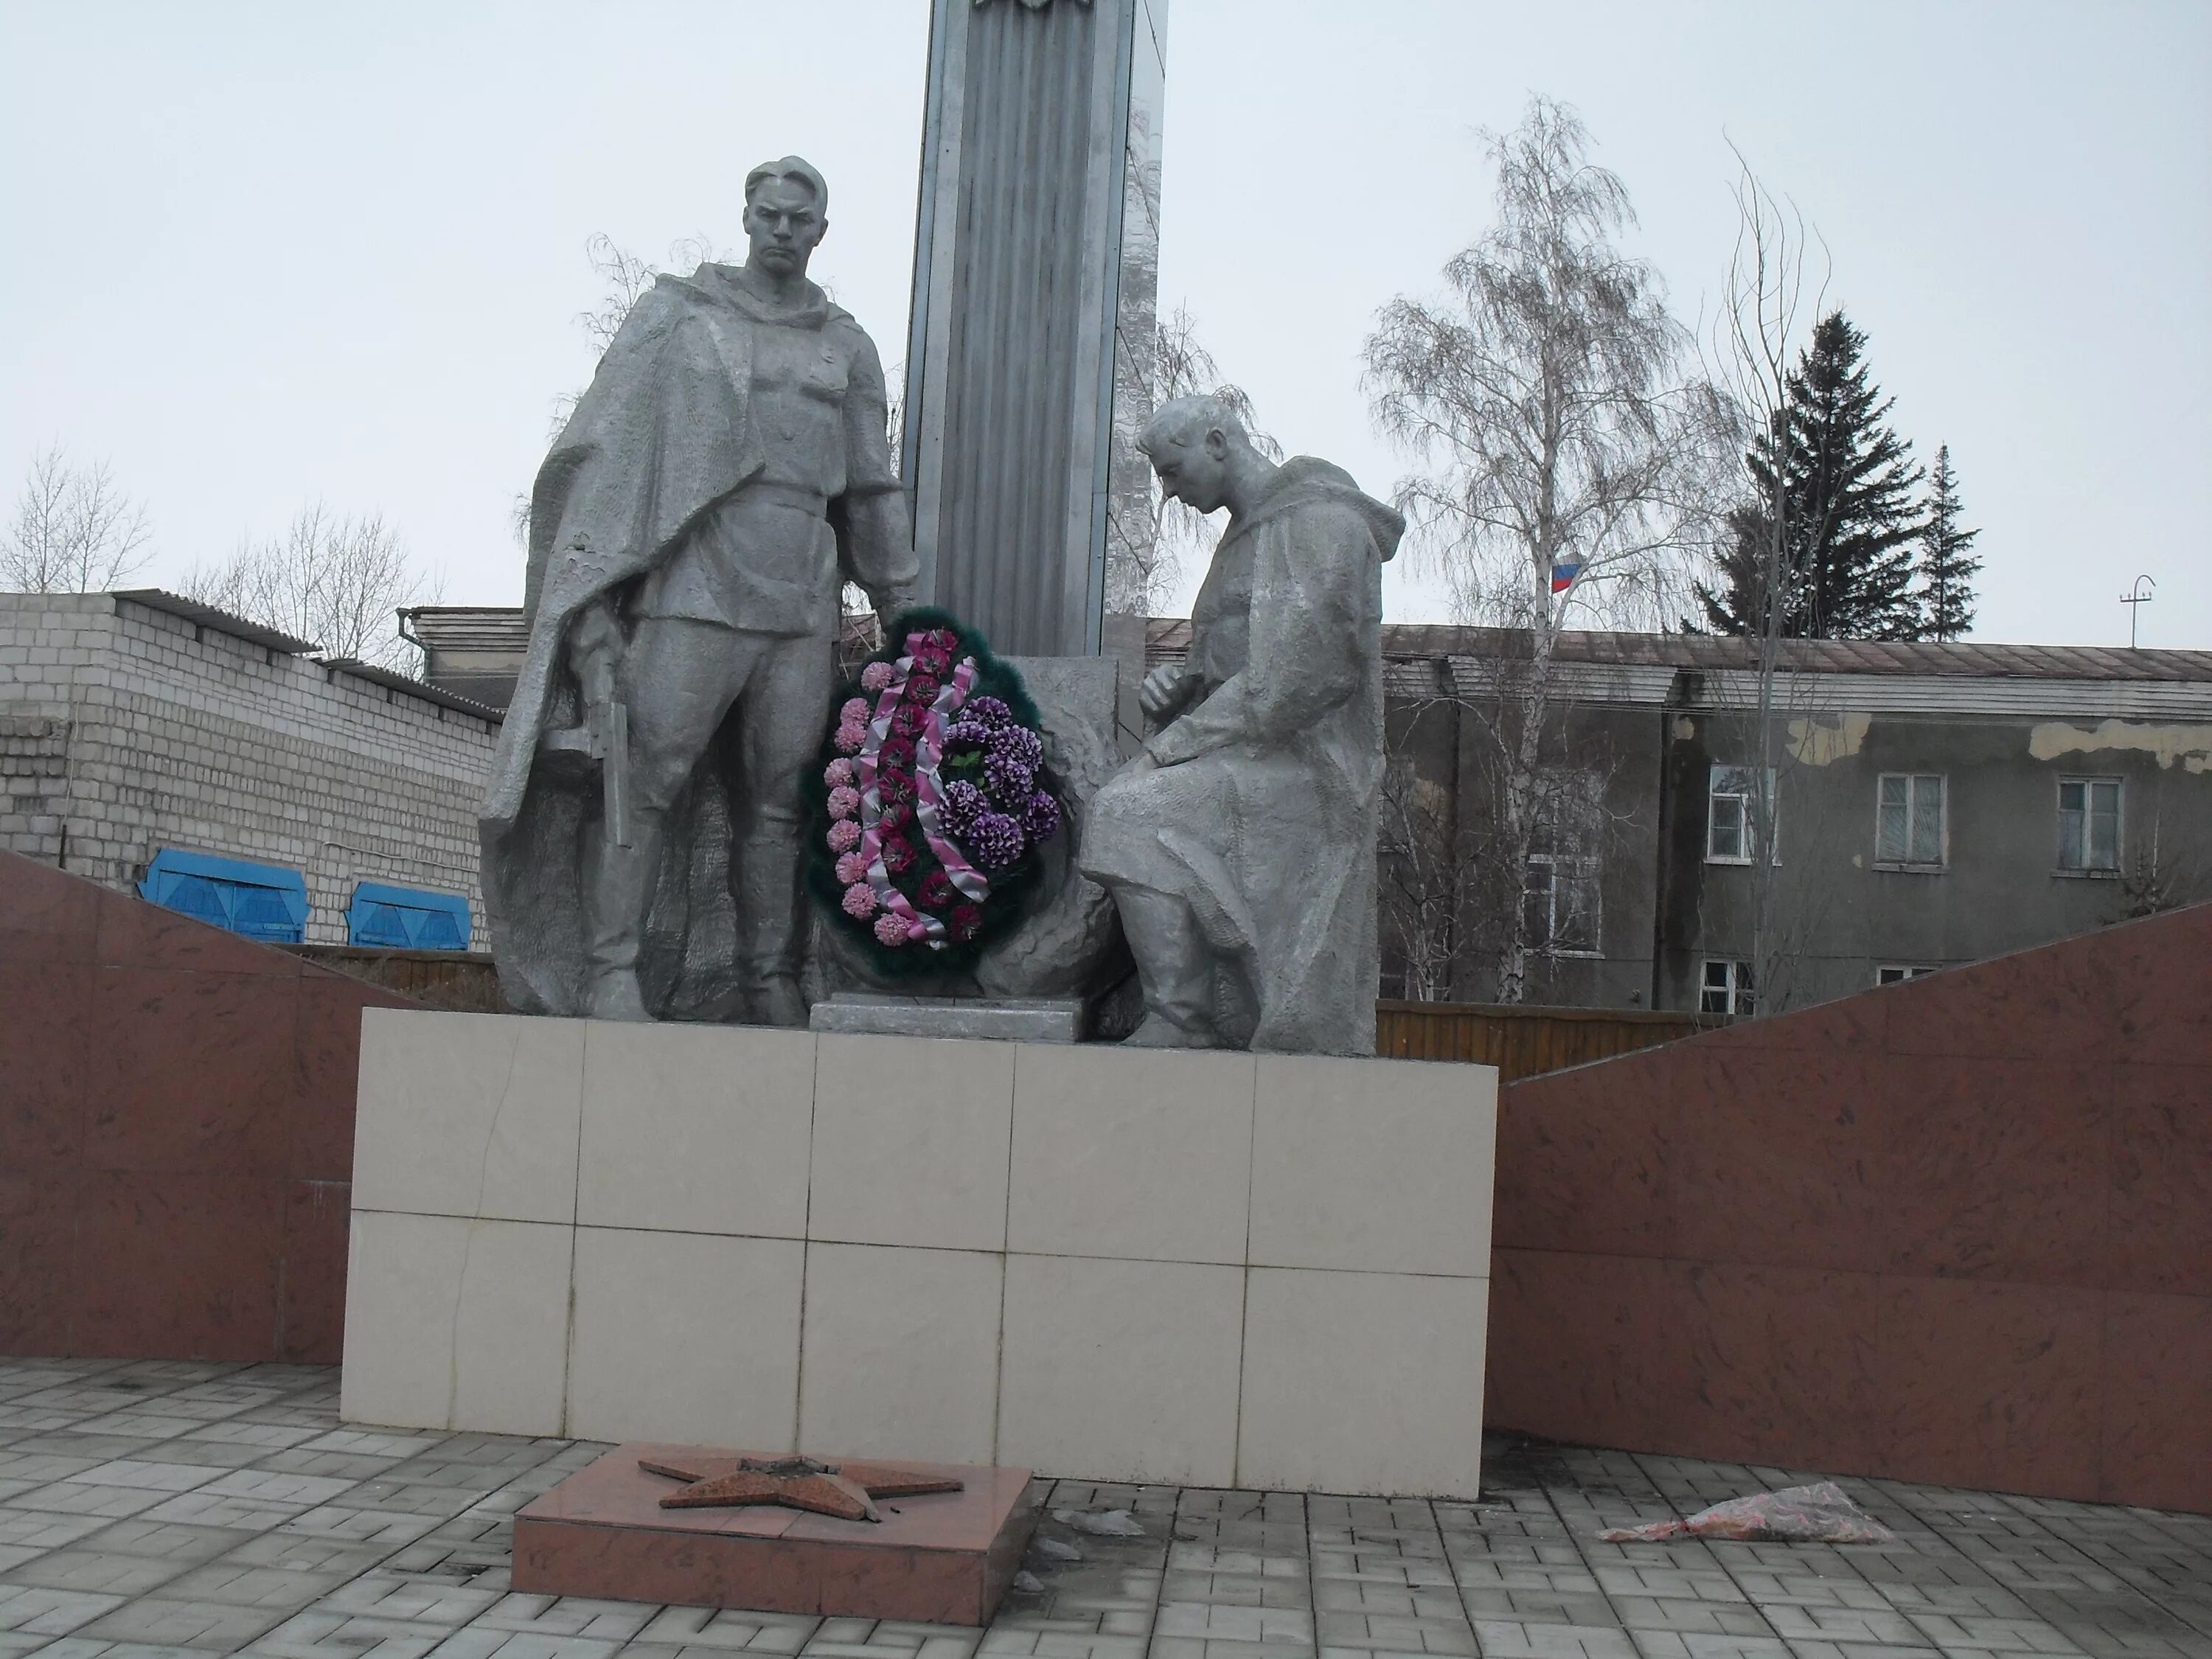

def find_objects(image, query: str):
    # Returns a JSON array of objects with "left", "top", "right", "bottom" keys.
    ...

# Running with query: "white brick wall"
[{"left": 0, "top": 593, "right": 496, "bottom": 947}]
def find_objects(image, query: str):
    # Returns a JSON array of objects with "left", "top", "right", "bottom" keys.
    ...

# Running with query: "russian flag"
[{"left": 1550, "top": 562, "right": 1582, "bottom": 594}]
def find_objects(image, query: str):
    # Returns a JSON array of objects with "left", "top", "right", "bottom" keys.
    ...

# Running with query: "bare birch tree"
[
  {"left": 1702, "top": 145, "right": 1830, "bottom": 1009},
  {"left": 1363, "top": 96, "right": 1728, "bottom": 1002},
  {"left": 2, "top": 446, "right": 153, "bottom": 593},
  {"left": 183, "top": 504, "right": 441, "bottom": 671}
]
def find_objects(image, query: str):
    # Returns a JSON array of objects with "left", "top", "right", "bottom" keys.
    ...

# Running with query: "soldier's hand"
[
  {"left": 1139, "top": 664, "right": 1193, "bottom": 721},
  {"left": 567, "top": 599, "right": 622, "bottom": 686}
]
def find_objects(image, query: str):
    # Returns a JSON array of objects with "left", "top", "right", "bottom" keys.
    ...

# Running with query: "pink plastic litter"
[{"left": 1599, "top": 1481, "right": 1896, "bottom": 1544}]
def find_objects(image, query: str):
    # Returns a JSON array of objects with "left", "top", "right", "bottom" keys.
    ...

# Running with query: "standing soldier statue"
[{"left": 482, "top": 157, "right": 917, "bottom": 1023}]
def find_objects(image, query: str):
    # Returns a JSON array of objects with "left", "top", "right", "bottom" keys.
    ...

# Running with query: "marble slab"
[
  {"left": 513, "top": 1442, "right": 1037, "bottom": 1623},
  {"left": 807, "top": 994, "right": 1081, "bottom": 1043}
]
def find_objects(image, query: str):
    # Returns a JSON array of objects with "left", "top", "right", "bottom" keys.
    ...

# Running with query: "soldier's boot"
[
  {"left": 1115, "top": 886, "right": 1220, "bottom": 1046},
  {"left": 734, "top": 825, "right": 807, "bottom": 1028},
  {"left": 582, "top": 831, "right": 655, "bottom": 1022}
]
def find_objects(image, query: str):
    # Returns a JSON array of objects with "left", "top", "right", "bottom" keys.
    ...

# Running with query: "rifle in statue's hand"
[{"left": 543, "top": 630, "right": 632, "bottom": 849}]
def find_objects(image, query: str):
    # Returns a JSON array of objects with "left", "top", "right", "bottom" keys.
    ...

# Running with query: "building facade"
[
  {"left": 1148, "top": 622, "right": 2212, "bottom": 1015},
  {"left": 0, "top": 591, "right": 499, "bottom": 948},
  {"left": 403, "top": 608, "right": 2212, "bottom": 1014}
]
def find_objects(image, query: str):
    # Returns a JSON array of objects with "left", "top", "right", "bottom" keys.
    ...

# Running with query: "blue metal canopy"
[
  {"left": 346, "top": 880, "right": 471, "bottom": 951},
  {"left": 138, "top": 848, "right": 310, "bottom": 945}
]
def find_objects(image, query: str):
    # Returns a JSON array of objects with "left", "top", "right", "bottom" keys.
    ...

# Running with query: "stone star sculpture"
[{"left": 638, "top": 1454, "right": 964, "bottom": 1523}]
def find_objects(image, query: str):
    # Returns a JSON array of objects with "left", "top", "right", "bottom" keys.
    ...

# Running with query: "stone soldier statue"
[
  {"left": 1080, "top": 396, "right": 1403, "bottom": 1054},
  {"left": 481, "top": 156, "right": 917, "bottom": 1023}
]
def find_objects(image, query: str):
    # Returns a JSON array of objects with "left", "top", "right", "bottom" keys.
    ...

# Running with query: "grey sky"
[{"left": 2, "top": 1, "right": 2205, "bottom": 647}]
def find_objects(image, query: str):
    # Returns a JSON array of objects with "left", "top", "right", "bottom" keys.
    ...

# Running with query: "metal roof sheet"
[{"left": 112, "top": 588, "right": 321, "bottom": 655}]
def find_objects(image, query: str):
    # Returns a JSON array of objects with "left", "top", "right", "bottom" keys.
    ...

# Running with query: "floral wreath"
[{"left": 806, "top": 608, "right": 1063, "bottom": 974}]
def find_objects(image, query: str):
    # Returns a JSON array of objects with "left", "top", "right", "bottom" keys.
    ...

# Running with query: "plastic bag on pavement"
[
  {"left": 1599, "top": 1481, "right": 1896, "bottom": 1544},
  {"left": 1051, "top": 1507, "right": 1147, "bottom": 1537}
]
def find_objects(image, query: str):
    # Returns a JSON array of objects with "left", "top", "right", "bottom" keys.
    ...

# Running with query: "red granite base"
[{"left": 513, "top": 1444, "right": 1038, "bottom": 1624}]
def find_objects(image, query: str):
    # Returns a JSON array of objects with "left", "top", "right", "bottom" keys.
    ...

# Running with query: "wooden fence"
[
  {"left": 282, "top": 953, "right": 1718, "bottom": 1081},
  {"left": 288, "top": 945, "right": 507, "bottom": 1013},
  {"left": 1374, "top": 999, "right": 1725, "bottom": 1083}
]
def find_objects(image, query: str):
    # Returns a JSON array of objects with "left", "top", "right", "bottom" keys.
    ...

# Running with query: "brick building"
[{"left": 0, "top": 591, "right": 499, "bottom": 948}]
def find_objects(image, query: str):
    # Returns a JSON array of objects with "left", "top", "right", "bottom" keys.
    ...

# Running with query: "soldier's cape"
[{"left": 480, "top": 268, "right": 869, "bottom": 1017}]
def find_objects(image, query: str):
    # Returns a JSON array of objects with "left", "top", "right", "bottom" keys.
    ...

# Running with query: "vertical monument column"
[{"left": 902, "top": 0, "right": 1169, "bottom": 660}]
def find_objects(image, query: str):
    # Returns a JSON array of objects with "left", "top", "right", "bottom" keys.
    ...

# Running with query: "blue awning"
[
  {"left": 346, "top": 881, "right": 472, "bottom": 951},
  {"left": 138, "top": 848, "right": 310, "bottom": 945}
]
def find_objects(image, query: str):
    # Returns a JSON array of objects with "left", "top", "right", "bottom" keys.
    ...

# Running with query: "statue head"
[
  {"left": 1138, "top": 394, "right": 1259, "bottom": 515},
  {"left": 742, "top": 156, "right": 830, "bottom": 279}
]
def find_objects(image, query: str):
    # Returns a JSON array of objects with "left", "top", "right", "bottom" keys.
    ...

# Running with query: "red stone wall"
[
  {"left": 1486, "top": 901, "right": 2212, "bottom": 1514},
  {"left": 0, "top": 849, "right": 417, "bottom": 1363}
]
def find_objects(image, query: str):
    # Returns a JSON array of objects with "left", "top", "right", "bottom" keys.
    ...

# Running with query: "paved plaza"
[{"left": 0, "top": 1357, "right": 2203, "bottom": 1659}]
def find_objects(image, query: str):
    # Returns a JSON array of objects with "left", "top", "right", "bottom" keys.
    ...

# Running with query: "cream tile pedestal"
[{"left": 341, "top": 1012, "right": 1499, "bottom": 1497}]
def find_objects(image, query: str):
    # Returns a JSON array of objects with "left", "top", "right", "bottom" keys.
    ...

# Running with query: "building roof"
[
  {"left": 320, "top": 658, "right": 506, "bottom": 723},
  {"left": 1144, "top": 619, "right": 2212, "bottom": 683},
  {"left": 112, "top": 588, "right": 321, "bottom": 656},
  {"left": 397, "top": 606, "right": 532, "bottom": 655}
]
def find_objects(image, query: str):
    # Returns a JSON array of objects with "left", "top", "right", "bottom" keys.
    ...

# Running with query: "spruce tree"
[
  {"left": 1916, "top": 443, "right": 1980, "bottom": 641},
  {"left": 1695, "top": 310, "right": 1927, "bottom": 639}
]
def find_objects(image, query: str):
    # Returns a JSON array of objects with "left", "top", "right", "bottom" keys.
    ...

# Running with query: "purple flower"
[
  {"left": 841, "top": 883, "right": 877, "bottom": 919},
  {"left": 860, "top": 661, "right": 894, "bottom": 694},
  {"left": 824, "top": 758, "right": 855, "bottom": 788},
  {"left": 918, "top": 869, "right": 954, "bottom": 911},
  {"left": 835, "top": 851, "right": 869, "bottom": 886},
  {"left": 827, "top": 785, "right": 860, "bottom": 821},
  {"left": 989, "top": 726, "right": 1043, "bottom": 770},
  {"left": 942, "top": 779, "right": 984, "bottom": 834},
  {"left": 964, "top": 695, "right": 1013, "bottom": 731},
  {"left": 1023, "top": 789, "right": 1061, "bottom": 843},
  {"left": 964, "top": 810, "right": 1025, "bottom": 871},
  {"left": 827, "top": 819, "right": 861, "bottom": 854},
  {"left": 984, "top": 752, "right": 1034, "bottom": 806},
  {"left": 874, "top": 911, "right": 911, "bottom": 947}
]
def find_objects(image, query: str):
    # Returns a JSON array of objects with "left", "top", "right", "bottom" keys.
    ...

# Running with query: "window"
[
  {"left": 1523, "top": 855, "right": 1601, "bottom": 956},
  {"left": 2056, "top": 777, "right": 2121, "bottom": 872},
  {"left": 137, "top": 847, "right": 309, "bottom": 945},
  {"left": 1876, "top": 774, "right": 1946, "bottom": 867},
  {"left": 1706, "top": 765, "right": 1777, "bottom": 864},
  {"left": 1700, "top": 958, "right": 1755, "bottom": 1015},
  {"left": 346, "top": 882, "right": 473, "bottom": 951},
  {"left": 1877, "top": 964, "right": 1938, "bottom": 986}
]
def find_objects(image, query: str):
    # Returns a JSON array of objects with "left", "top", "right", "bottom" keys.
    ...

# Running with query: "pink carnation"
[
  {"left": 841, "top": 697, "right": 870, "bottom": 726},
  {"left": 824, "top": 758, "right": 855, "bottom": 788},
  {"left": 859, "top": 661, "right": 894, "bottom": 694},
  {"left": 841, "top": 883, "right": 877, "bottom": 919},
  {"left": 873, "top": 911, "right": 910, "bottom": 947},
  {"left": 827, "top": 785, "right": 861, "bottom": 821},
  {"left": 835, "top": 851, "right": 869, "bottom": 886},
  {"left": 827, "top": 818, "right": 861, "bottom": 854},
  {"left": 832, "top": 722, "right": 865, "bottom": 755}
]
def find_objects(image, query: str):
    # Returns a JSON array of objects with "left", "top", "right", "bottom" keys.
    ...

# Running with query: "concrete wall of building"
[
  {"left": 1486, "top": 900, "right": 2212, "bottom": 1514},
  {"left": 0, "top": 849, "right": 419, "bottom": 1363},
  {"left": 1380, "top": 691, "right": 1663, "bottom": 1009},
  {"left": 1659, "top": 705, "right": 2212, "bottom": 1011},
  {"left": 0, "top": 594, "right": 496, "bottom": 947}
]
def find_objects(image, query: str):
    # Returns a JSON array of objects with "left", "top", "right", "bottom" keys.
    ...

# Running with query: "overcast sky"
[{"left": 2, "top": 1, "right": 2205, "bottom": 647}]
